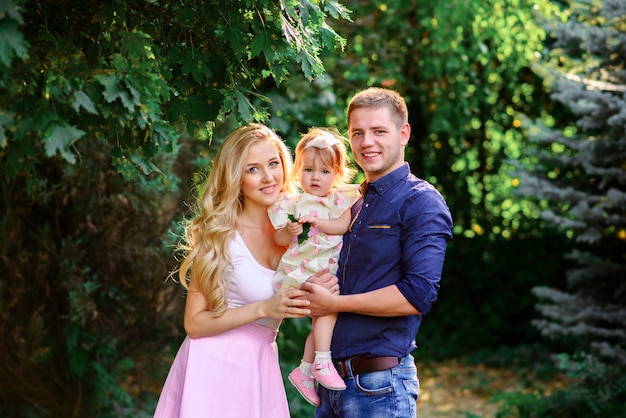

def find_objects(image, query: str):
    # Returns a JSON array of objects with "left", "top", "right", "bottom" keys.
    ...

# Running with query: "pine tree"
[{"left": 514, "top": 0, "right": 626, "bottom": 414}]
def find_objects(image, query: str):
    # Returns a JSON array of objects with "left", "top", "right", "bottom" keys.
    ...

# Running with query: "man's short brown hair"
[{"left": 347, "top": 87, "right": 408, "bottom": 128}]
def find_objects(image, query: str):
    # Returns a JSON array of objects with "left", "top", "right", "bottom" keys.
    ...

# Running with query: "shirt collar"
[{"left": 363, "top": 163, "right": 410, "bottom": 196}]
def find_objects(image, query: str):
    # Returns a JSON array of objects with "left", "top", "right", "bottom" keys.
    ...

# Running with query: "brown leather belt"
[{"left": 333, "top": 356, "right": 399, "bottom": 378}]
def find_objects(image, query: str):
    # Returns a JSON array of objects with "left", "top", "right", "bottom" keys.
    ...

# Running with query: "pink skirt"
[{"left": 154, "top": 323, "right": 290, "bottom": 418}]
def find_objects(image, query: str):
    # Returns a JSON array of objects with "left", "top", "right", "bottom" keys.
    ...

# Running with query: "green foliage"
[
  {"left": 0, "top": 1, "right": 350, "bottom": 415},
  {"left": 515, "top": 0, "right": 626, "bottom": 360},
  {"left": 0, "top": 0, "right": 28, "bottom": 66},
  {"left": 293, "top": 0, "right": 562, "bottom": 240},
  {"left": 0, "top": 138, "right": 190, "bottom": 416},
  {"left": 0, "top": 0, "right": 349, "bottom": 185},
  {"left": 419, "top": 230, "right": 573, "bottom": 360},
  {"left": 409, "top": 0, "right": 561, "bottom": 240},
  {"left": 265, "top": 72, "right": 346, "bottom": 143}
]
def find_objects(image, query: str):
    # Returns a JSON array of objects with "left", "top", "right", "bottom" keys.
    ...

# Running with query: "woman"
[{"left": 154, "top": 123, "right": 330, "bottom": 417}]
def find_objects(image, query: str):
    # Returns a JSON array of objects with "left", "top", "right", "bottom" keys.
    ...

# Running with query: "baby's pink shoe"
[
  {"left": 311, "top": 362, "right": 347, "bottom": 390},
  {"left": 288, "top": 368, "right": 320, "bottom": 406}
]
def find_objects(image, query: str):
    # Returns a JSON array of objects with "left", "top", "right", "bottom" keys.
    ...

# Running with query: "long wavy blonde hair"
[{"left": 177, "top": 123, "right": 294, "bottom": 316}]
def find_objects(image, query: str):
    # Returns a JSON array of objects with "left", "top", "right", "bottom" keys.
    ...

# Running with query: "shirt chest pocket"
[{"left": 349, "top": 223, "right": 401, "bottom": 265}]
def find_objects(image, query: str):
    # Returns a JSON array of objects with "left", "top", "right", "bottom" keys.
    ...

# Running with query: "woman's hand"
[{"left": 264, "top": 286, "right": 311, "bottom": 319}]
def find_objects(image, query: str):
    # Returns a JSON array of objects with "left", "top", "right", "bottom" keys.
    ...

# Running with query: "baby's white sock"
[
  {"left": 299, "top": 360, "right": 313, "bottom": 378},
  {"left": 314, "top": 351, "right": 333, "bottom": 375}
]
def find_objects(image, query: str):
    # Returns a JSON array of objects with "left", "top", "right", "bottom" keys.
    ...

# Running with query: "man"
[{"left": 302, "top": 87, "right": 453, "bottom": 417}]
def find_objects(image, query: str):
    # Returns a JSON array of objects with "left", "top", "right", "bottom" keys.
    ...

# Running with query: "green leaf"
[
  {"left": 111, "top": 148, "right": 137, "bottom": 178},
  {"left": 119, "top": 29, "right": 152, "bottom": 59},
  {"left": 224, "top": 26, "right": 245, "bottom": 54},
  {"left": 233, "top": 89, "right": 255, "bottom": 121},
  {"left": 298, "top": 0, "right": 315, "bottom": 26},
  {"left": 0, "top": 19, "right": 28, "bottom": 66},
  {"left": 73, "top": 90, "right": 98, "bottom": 115},
  {"left": 298, "top": 50, "right": 320, "bottom": 80},
  {"left": 181, "top": 48, "right": 207, "bottom": 83},
  {"left": 319, "top": 23, "right": 343, "bottom": 50},
  {"left": 130, "top": 150, "right": 163, "bottom": 176},
  {"left": 100, "top": 75, "right": 138, "bottom": 111},
  {"left": 250, "top": 31, "right": 276, "bottom": 62},
  {"left": 150, "top": 120, "right": 177, "bottom": 152},
  {"left": 0, "top": 0, "right": 25, "bottom": 23},
  {"left": 44, "top": 124, "right": 85, "bottom": 163},
  {"left": 323, "top": 1, "right": 352, "bottom": 20}
]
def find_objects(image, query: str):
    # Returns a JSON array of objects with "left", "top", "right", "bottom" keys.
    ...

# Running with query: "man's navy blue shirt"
[{"left": 331, "top": 163, "right": 453, "bottom": 360}]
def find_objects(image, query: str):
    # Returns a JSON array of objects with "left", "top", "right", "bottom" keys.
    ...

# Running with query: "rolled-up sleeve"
[{"left": 396, "top": 190, "right": 453, "bottom": 315}]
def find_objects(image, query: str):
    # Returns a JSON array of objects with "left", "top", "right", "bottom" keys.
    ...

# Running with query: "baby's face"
[{"left": 299, "top": 154, "right": 336, "bottom": 197}]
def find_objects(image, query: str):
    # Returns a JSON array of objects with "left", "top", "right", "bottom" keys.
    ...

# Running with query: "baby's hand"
[
  {"left": 298, "top": 214, "right": 319, "bottom": 228},
  {"left": 285, "top": 220, "right": 304, "bottom": 236},
  {"left": 288, "top": 214, "right": 311, "bottom": 244}
]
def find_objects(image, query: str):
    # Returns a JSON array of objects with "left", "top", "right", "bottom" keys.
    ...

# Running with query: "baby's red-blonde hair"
[{"left": 292, "top": 127, "right": 356, "bottom": 188}]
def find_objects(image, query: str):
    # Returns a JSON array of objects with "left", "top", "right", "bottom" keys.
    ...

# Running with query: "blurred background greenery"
[{"left": 1, "top": 0, "right": 624, "bottom": 417}]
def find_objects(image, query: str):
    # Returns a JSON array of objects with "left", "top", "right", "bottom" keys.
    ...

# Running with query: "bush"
[
  {"left": 418, "top": 230, "right": 573, "bottom": 360},
  {"left": 0, "top": 141, "right": 187, "bottom": 417}
]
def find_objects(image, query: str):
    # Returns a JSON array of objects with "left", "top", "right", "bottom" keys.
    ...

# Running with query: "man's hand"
[
  {"left": 305, "top": 267, "right": 339, "bottom": 294},
  {"left": 300, "top": 281, "right": 337, "bottom": 317},
  {"left": 296, "top": 267, "right": 340, "bottom": 317}
]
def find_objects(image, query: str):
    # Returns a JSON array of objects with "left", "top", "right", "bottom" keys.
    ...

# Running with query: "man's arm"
[{"left": 301, "top": 281, "right": 421, "bottom": 317}]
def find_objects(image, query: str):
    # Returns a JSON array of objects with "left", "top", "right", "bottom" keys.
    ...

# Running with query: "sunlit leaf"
[{"left": 233, "top": 89, "right": 255, "bottom": 121}]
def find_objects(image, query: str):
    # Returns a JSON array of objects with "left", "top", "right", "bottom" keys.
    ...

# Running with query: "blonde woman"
[{"left": 154, "top": 124, "right": 336, "bottom": 418}]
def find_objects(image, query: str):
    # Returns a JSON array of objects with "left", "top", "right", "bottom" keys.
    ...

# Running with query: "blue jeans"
[{"left": 315, "top": 354, "right": 419, "bottom": 418}]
